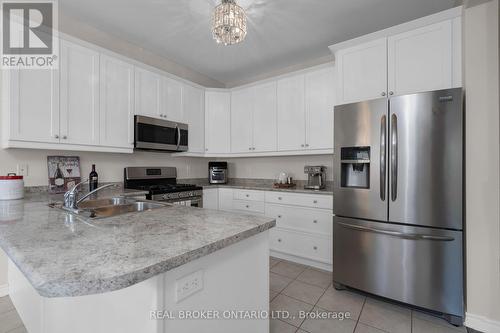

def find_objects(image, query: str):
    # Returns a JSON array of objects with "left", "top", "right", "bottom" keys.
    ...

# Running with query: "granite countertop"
[
  {"left": 182, "top": 178, "right": 333, "bottom": 195},
  {"left": 0, "top": 192, "right": 275, "bottom": 298}
]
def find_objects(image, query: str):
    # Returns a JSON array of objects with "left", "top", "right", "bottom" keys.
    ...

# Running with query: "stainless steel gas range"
[{"left": 124, "top": 167, "right": 203, "bottom": 207}]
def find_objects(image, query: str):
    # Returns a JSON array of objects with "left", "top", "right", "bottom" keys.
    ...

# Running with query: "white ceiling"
[{"left": 60, "top": 0, "right": 457, "bottom": 86}]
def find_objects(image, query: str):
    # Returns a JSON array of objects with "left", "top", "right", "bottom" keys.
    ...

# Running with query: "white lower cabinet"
[
  {"left": 266, "top": 204, "right": 332, "bottom": 235},
  {"left": 232, "top": 200, "right": 265, "bottom": 214},
  {"left": 202, "top": 188, "right": 219, "bottom": 210},
  {"left": 204, "top": 188, "right": 333, "bottom": 270},
  {"left": 269, "top": 228, "right": 332, "bottom": 265}
]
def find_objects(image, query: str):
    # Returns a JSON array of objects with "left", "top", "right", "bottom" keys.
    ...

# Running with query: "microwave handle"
[{"left": 175, "top": 124, "right": 181, "bottom": 150}]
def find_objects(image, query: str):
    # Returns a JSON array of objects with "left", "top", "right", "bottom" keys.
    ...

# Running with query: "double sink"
[{"left": 50, "top": 197, "right": 167, "bottom": 219}]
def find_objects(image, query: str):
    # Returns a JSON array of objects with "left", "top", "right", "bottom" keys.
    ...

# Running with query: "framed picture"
[{"left": 47, "top": 156, "right": 81, "bottom": 194}]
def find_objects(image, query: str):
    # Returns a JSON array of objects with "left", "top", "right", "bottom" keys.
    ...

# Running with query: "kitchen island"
[{"left": 0, "top": 193, "right": 275, "bottom": 333}]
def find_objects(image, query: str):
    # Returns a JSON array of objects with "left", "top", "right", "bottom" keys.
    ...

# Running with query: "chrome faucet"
[{"left": 63, "top": 180, "right": 117, "bottom": 210}]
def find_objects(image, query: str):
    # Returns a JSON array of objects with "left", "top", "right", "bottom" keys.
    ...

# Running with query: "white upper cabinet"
[
  {"left": 277, "top": 75, "right": 306, "bottom": 151},
  {"left": 253, "top": 81, "right": 277, "bottom": 152},
  {"left": 135, "top": 67, "right": 162, "bottom": 118},
  {"left": 305, "top": 67, "right": 335, "bottom": 150},
  {"left": 183, "top": 84, "right": 205, "bottom": 153},
  {"left": 163, "top": 77, "right": 183, "bottom": 122},
  {"left": 205, "top": 91, "right": 231, "bottom": 154},
  {"left": 387, "top": 21, "right": 452, "bottom": 96},
  {"left": 334, "top": 17, "right": 461, "bottom": 105},
  {"left": 336, "top": 38, "right": 388, "bottom": 105},
  {"left": 231, "top": 88, "right": 253, "bottom": 153},
  {"left": 99, "top": 54, "right": 134, "bottom": 148},
  {"left": 5, "top": 69, "right": 60, "bottom": 144},
  {"left": 60, "top": 39, "right": 100, "bottom": 146}
]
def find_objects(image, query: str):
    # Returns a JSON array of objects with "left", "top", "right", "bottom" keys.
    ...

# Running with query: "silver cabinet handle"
[
  {"left": 62, "top": 135, "right": 67, "bottom": 140},
  {"left": 278, "top": 197, "right": 282, "bottom": 200},
  {"left": 246, "top": 194, "right": 249, "bottom": 197},
  {"left": 54, "top": 134, "right": 59, "bottom": 139},
  {"left": 277, "top": 215, "right": 282, "bottom": 218},
  {"left": 305, "top": 144, "right": 309, "bottom": 147},
  {"left": 301, "top": 144, "right": 305, "bottom": 148},
  {"left": 245, "top": 205, "right": 249, "bottom": 208},
  {"left": 313, "top": 200, "right": 318, "bottom": 204},
  {"left": 389, "top": 91, "right": 394, "bottom": 96},
  {"left": 313, "top": 246, "right": 318, "bottom": 250},
  {"left": 205, "top": 148, "right": 208, "bottom": 151},
  {"left": 381, "top": 92, "right": 386, "bottom": 96},
  {"left": 278, "top": 238, "right": 282, "bottom": 242},
  {"left": 337, "top": 222, "right": 455, "bottom": 241},
  {"left": 313, "top": 220, "right": 318, "bottom": 224},
  {"left": 390, "top": 113, "right": 398, "bottom": 202},
  {"left": 380, "top": 115, "right": 386, "bottom": 201}
]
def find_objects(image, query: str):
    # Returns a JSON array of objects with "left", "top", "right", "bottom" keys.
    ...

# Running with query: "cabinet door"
[
  {"left": 203, "top": 188, "right": 219, "bottom": 210},
  {"left": 205, "top": 91, "right": 231, "bottom": 154},
  {"left": 388, "top": 21, "right": 453, "bottom": 96},
  {"left": 336, "top": 38, "right": 387, "bottom": 104},
  {"left": 305, "top": 67, "right": 335, "bottom": 150},
  {"left": 163, "top": 77, "right": 183, "bottom": 122},
  {"left": 183, "top": 85, "right": 205, "bottom": 153},
  {"left": 277, "top": 75, "right": 306, "bottom": 151},
  {"left": 218, "top": 188, "right": 234, "bottom": 211},
  {"left": 134, "top": 67, "right": 162, "bottom": 118},
  {"left": 230, "top": 88, "right": 253, "bottom": 153},
  {"left": 253, "top": 81, "right": 277, "bottom": 152},
  {"left": 99, "top": 55, "right": 134, "bottom": 148},
  {"left": 7, "top": 69, "right": 60, "bottom": 143},
  {"left": 60, "top": 40, "right": 99, "bottom": 145}
]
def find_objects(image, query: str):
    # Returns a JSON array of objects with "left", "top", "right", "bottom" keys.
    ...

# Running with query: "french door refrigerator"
[{"left": 333, "top": 88, "right": 463, "bottom": 325}]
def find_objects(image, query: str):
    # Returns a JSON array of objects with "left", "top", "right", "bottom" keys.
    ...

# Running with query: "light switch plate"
[{"left": 175, "top": 270, "right": 204, "bottom": 303}]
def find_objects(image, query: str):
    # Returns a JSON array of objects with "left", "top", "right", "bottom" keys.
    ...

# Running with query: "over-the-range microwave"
[{"left": 134, "top": 115, "right": 188, "bottom": 152}]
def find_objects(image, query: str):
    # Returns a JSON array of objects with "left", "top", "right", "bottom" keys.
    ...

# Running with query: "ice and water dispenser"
[{"left": 340, "top": 147, "right": 370, "bottom": 189}]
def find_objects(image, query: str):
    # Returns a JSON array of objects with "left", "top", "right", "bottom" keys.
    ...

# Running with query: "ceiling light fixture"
[{"left": 212, "top": 0, "right": 247, "bottom": 46}]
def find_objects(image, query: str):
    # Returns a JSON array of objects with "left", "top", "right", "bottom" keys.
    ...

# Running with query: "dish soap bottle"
[{"left": 89, "top": 164, "right": 98, "bottom": 191}]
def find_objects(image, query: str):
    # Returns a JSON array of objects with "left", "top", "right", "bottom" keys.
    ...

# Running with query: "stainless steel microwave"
[{"left": 134, "top": 115, "right": 188, "bottom": 152}]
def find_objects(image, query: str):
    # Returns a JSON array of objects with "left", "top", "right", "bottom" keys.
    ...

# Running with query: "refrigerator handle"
[
  {"left": 391, "top": 113, "right": 398, "bottom": 202},
  {"left": 380, "top": 115, "right": 386, "bottom": 201},
  {"left": 337, "top": 222, "right": 455, "bottom": 241}
]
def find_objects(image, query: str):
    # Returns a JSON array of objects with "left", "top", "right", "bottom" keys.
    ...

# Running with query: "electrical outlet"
[
  {"left": 16, "top": 164, "right": 28, "bottom": 177},
  {"left": 175, "top": 270, "right": 203, "bottom": 303}
]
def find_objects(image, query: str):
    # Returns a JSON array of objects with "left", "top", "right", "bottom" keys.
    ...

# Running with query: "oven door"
[{"left": 134, "top": 115, "right": 188, "bottom": 152}]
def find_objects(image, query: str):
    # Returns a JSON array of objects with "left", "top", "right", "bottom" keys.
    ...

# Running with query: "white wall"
[
  {"left": 464, "top": 0, "right": 500, "bottom": 331},
  {"left": 220, "top": 155, "right": 333, "bottom": 181}
]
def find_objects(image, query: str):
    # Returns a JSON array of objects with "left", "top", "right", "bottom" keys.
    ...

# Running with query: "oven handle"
[{"left": 337, "top": 222, "right": 455, "bottom": 241}]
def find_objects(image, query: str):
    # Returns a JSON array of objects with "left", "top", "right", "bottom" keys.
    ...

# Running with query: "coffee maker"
[{"left": 304, "top": 166, "right": 326, "bottom": 190}]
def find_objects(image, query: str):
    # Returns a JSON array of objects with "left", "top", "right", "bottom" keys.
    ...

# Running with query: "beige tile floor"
[
  {"left": 0, "top": 257, "right": 470, "bottom": 333},
  {"left": 269, "top": 257, "right": 469, "bottom": 333}
]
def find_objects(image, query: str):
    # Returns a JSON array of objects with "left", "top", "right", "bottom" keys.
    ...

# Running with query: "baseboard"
[
  {"left": 270, "top": 250, "right": 332, "bottom": 272},
  {"left": 466, "top": 312, "right": 500, "bottom": 333},
  {"left": 0, "top": 283, "right": 8, "bottom": 297}
]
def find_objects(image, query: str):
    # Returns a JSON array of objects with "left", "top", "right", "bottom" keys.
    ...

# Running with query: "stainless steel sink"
[
  {"left": 77, "top": 197, "right": 128, "bottom": 209},
  {"left": 49, "top": 197, "right": 168, "bottom": 220}
]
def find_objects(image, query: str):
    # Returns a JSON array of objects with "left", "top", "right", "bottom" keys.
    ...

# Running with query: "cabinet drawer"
[
  {"left": 233, "top": 189, "right": 265, "bottom": 202},
  {"left": 232, "top": 200, "right": 265, "bottom": 214},
  {"left": 270, "top": 228, "right": 332, "bottom": 264},
  {"left": 265, "top": 192, "right": 333, "bottom": 209},
  {"left": 266, "top": 204, "right": 332, "bottom": 236}
]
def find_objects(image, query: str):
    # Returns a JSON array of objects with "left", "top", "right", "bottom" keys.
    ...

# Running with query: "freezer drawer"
[{"left": 333, "top": 216, "right": 463, "bottom": 317}]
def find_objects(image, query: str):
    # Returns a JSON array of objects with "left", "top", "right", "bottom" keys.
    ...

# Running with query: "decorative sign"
[{"left": 47, "top": 156, "right": 81, "bottom": 194}]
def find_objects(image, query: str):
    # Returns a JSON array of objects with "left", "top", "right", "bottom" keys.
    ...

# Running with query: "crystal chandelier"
[{"left": 212, "top": 0, "right": 247, "bottom": 46}]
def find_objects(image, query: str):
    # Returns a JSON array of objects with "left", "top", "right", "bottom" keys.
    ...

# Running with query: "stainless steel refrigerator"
[{"left": 332, "top": 88, "right": 464, "bottom": 325}]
